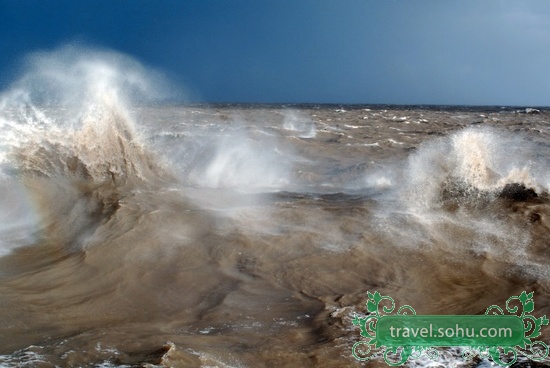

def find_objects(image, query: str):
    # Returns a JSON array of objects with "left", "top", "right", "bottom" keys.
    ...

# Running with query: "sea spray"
[
  {"left": 403, "top": 126, "right": 549, "bottom": 211},
  {"left": 0, "top": 46, "right": 176, "bottom": 256},
  {"left": 282, "top": 109, "right": 317, "bottom": 138},
  {"left": 0, "top": 51, "right": 549, "bottom": 366},
  {"left": 367, "top": 125, "right": 550, "bottom": 283}
]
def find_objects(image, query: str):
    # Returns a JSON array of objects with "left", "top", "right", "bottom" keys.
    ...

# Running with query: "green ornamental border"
[{"left": 352, "top": 291, "right": 549, "bottom": 366}]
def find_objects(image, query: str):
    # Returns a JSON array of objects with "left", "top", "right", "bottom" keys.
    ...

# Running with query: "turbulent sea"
[{"left": 0, "top": 51, "right": 550, "bottom": 367}]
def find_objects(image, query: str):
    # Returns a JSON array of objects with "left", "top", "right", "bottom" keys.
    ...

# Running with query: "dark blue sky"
[{"left": 1, "top": 0, "right": 550, "bottom": 105}]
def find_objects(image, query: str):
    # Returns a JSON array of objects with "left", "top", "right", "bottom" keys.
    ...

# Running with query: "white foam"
[{"left": 0, "top": 346, "right": 47, "bottom": 367}]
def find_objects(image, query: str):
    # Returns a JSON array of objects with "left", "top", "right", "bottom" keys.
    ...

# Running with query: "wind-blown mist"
[
  {"left": 2, "top": 45, "right": 171, "bottom": 107},
  {"left": 0, "top": 47, "right": 174, "bottom": 259},
  {"left": 0, "top": 47, "right": 549, "bottom": 367}
]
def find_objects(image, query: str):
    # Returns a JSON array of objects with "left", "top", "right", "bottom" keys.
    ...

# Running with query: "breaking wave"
[{"left": 0, "top": 46, "right": 549, "bottom": 367}]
